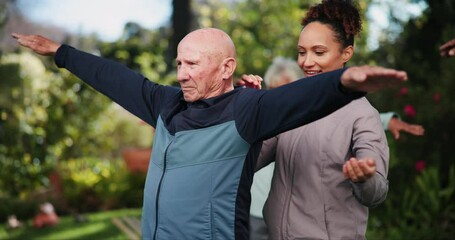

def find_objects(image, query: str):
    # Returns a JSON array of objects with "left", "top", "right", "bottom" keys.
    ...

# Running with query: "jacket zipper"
[{"left": 152, "top": 141, "right": 172, "bottom": 240}]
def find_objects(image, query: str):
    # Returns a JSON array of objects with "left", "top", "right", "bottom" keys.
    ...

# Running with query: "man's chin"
[{"left": 183, "top": 94, "right": 196, "bottom": 102}]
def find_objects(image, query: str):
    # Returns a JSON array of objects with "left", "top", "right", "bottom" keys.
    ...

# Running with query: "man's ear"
[
  {"left": 342, "top": 45, "right": 354, "bottom": 63},
  {"left": 222, "top": 57, "right": 236, "bottom": 80}
]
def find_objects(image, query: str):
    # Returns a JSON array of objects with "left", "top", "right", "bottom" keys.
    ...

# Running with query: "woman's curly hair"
[{"left": 301, "top": 0, "right": 362, "bottom": 48}]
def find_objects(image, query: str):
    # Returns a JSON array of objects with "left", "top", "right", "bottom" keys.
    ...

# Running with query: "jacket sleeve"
[
  {"left": 350, "top": 172, "right": 388, "bottom": 208},
  {"left": 379, "top": 111, "right": 400, "bottom": 130},
  {"left": 235, "top": 67, "right": 365, "bottom": 143},
  {"left": 54, "top": 44, "right": 179, "bottom": 127},
  {"left": 255, "top": 136, "right": 278, "bottom": 171},
  {"left": 350, "top": 104, "right": 390, "bottom": 208}
]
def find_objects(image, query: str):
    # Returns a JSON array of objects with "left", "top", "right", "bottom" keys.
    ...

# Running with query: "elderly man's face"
[{"left": 176, "top": 39, "right": 223, "bottom": 102}]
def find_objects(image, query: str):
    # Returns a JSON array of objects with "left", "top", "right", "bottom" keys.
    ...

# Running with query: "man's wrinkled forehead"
[
  {"left": 177, "top": 28, "right": 235, "bottom": 62},
  {"left": 177, "top": 40, "right": 207, "bottom": 61}
]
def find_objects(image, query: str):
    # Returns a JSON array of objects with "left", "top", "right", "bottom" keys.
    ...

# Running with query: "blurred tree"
[
  {"left": 0, "top": 52, "right": 111, "bottom": 197},
  {"left": 99, "top": 22, "right": 176, "bottom": 86},
  {"left": 192, "top": 0, "right": 373, "bottom": 77},
  {"left": 194, "top": 0, "right": 308, "bottom": 75},
  {"left": 367, "top": 0, "right": 455, "bottom": 238},
  {"left": 168, "top": 0, "right": 193, "bottom": 68}
]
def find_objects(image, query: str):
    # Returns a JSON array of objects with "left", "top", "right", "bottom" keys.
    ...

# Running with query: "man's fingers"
[
  {"left": 342, "top": 66, "right": 408, "bottom": 93},
  {"left": 359, "top": 66, "right": 407, "bottom": 80},
  {"left": 12, "top": 33, "right": 35, "bottom": 48},
  {"left": 371, "top": 70, "right": 408, "bottom": 85},
  {"left": 11, "top": 33, "right": 60, "bottom": 56}
]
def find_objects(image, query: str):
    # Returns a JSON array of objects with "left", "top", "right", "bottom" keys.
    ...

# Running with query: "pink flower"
[
  {"left": 433, "top": 92, "right": 441, "bottom": 104},
  {"left": 403, "top": 104, "right": 416, "bottom": 118},
  {"left": 399, "top": 87, "right": 408, "bottom": 96},
  {"left": 415, "top": 160, "right": 425, "bottom": 173}
]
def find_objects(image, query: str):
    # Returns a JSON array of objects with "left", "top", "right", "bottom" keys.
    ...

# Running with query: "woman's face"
[{"left": 297, "top": 21, "right": 353, "bottom": 77}]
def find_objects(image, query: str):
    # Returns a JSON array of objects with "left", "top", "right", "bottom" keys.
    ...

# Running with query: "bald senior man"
[{"left": 12, "top": 28, "right": 407, "bottom": 240}]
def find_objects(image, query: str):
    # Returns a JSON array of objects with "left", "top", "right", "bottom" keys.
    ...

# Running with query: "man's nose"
[{"left": 177, "top": 67, "right": 189, "bottom": 81}]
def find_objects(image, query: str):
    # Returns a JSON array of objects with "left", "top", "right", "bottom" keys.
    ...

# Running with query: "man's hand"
[
  {"left": 388, "top": 117, "right": 425, "bottom": 140},
  {"left": 341, "top": 66, "right": 407, "bottom": 93},
  {"left": 11, "top": 33, "right": 61, "bottom": 56},
  {"left": 235, "top": 74, "right": 263, "bottom": 89},
  {"left": 440, "top": 38, "right": 455, "bottom": 58},
  {"left": 343, "top": 157, "right": 376, "bottom": 183}
]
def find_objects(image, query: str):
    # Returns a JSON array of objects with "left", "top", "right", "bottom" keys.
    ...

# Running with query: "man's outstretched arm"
[
  {"left": 11, "top": 33, "right": 176, "bottom": 126},
  {"left": 237, "top": 67, "right": 408, "bottom": 143}
]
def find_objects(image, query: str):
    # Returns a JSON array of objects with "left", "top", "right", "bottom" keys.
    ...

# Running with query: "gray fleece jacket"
[{"left": 257, "top": 97, "right": 389, "bottom": 240}]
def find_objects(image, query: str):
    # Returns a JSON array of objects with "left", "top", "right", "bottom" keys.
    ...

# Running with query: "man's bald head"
[
  {"left": 179, "top": 28, "right": 236, "bottom": 61},
  {"left": 176, "top": 28, "right": 237, "bottom": 102}
]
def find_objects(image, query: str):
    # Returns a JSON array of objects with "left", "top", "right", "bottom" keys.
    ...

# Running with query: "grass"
[{"left": 0, "top": 208, "right": 141, "bottom": 240}]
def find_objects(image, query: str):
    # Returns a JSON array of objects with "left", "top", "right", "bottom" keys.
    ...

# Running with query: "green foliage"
[
  {"left": 0, "top": 156, "right": 145, "bottom": 221},
  {"left": 368, "top": 166, "right": 455, "bottom": 239},
  {"left": 0, "top": 43, "right": 154, "bottom": 200},
  {"left": 194, "top": 0, "right": 311, "bottom": 76},
  {"left": 366, "top": 0, "right": 455, "bottom": 238},
  {"left": 93, "top": 104, "right": 154, "bottom": 158},
  {"left": 98, "top": 26, "right": 177, "bottom": 86},
  {"left": 368, "top": 0, "right": 455, "bottom": 191},
  {"left": 194, "top": 0, "right": 373, "bottom": 75},
  {"left": 58, "top": 157, "right": 145, "bottom": 212},
  {"left": 0, "top": 52, "right": 111, "bottom": 197}
]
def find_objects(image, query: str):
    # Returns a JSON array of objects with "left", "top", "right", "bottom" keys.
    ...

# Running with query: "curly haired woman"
[{"left": 257, "top": 1, "right": 389, "bottom": 239}]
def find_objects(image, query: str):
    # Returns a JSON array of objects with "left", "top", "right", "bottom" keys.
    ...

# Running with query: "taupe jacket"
[{"left": 257, "top": 97, "right": 389, "bottom": 240}]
